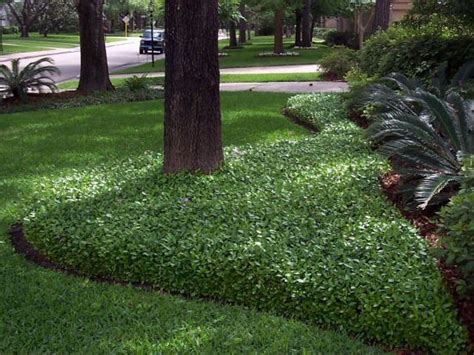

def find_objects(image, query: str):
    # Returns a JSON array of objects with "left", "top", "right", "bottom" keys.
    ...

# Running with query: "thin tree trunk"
[
  {"left": 20, "top": 24, "right": 29, "bottom": 38},
  {"left": 373, "top": 0, "right": 391, "bottom": 31},
  {"left": 311, "top": 17, "right": 316, "bottom": 41},
  {"left": 301, "top": 0, "right": 312, "bottom": 47},
  {"left": 76, "top": 0, "right": 114, "bottom": 92},
  {"left": 247, "top": 28, "right": 251, "bottom": 40},
  {"left": 295, "top": 10, "right": 302, "bottom": 47},
  {"left": 238, "top": 2, "right": 246, "bottom": 44},
  {"left": 274, "top": 8, "right": 284, "bottom": 54},
  {"left": 164, "top": 0, "right": 223, "bottom": 174},
  {"left": 229, "top": 21, "right": 238, "bottom": 47}
]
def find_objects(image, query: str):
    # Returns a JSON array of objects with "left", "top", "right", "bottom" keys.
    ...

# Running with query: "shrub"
[
  {"left": 286, "top": 93, "right": 345, "bottom": 131},
  {"left": 360, "top": 74, "right": 474, "bottom": 210},
  {"left": 439, "top": 156, "right": 474, "bottom": 295},
  {"left": 0, "top": 57, "right": 59, "bottom": 101},
  {"left": 359, "top": 26, "right": 474, "bottom": 84},
  {"left": 319, "top": 47, "right": 358, "bottom": 80},
  {"left": 1, "top": 26, "right": 19, "bottom": 34},
  {"left": 22, "top": 94, "right": 467, "bottom": 352},
  {"left": 324, "top": 30, "right": 357, "bottom": 49},
  {"left": 123, "top": 74, "right": 150, "bottom": 92}
]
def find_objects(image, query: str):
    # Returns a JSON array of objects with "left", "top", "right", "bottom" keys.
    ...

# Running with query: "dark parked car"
[{"left": 139, "top": 29, "right": 165, "bottom": 54}]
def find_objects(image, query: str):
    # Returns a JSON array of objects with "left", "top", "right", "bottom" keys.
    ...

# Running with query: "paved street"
[{"left": 0, "top": 37, "right": 164, "bottom": 83}]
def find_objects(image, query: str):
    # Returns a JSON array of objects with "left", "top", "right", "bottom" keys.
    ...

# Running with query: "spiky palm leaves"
[
  {"left": 0, "top": 57, "right": 60, "bottom": 101},
  {"left": 360, "top": 72, "right": 474, "bottom": 210}
]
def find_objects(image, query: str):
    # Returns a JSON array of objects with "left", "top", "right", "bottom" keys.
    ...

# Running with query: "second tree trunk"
[{"left": 164, "top": 0, "right": 223, "bottom": 174}]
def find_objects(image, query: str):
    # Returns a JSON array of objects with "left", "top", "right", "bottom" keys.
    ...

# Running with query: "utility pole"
[{"left": 149, "top": 0, "right": 155, "bottom": 67}]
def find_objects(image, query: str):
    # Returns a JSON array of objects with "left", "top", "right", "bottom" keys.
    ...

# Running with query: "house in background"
[
  {"left": 0, "top": 4, "right": 10, "bottom": 27},
  {"left": 321, "top": 0, "right": 413, "bottom": 31}
]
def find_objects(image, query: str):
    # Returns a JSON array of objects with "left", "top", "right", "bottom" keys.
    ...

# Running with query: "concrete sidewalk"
[
  {"left": 220, "top": 81, "right": 348, "bottom": 93},
  {"left": 148, "top": 81, "right": 348, "bottom": 94},
  {"left": 110, "top": 64, "right": 321, "bottom": 78}
]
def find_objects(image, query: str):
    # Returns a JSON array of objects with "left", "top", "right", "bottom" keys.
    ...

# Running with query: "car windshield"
[{"left": 143, "top": 30, "right": 164, "bottom": 40}]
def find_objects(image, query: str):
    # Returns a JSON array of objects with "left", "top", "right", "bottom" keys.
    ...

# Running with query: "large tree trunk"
[
  {"left": 164, "top": 0, "right": 223, "bottom": 174},
  {"left": 373, "top": 0, "right": 391, "bottom": 31},
  {"left": 294, "top": 10, "right": 302, "bottom": 47},
  {"left": 77, "top": 0, "right": 114, "bottom": 92},
  {"left": 273, "top": 8, "right": 284, "bottom": 54},
  {"left": 229, "top": 21, "right": 238, "bottom": 47},
  {"left": 238, "top": 2, "right": 247, "bottom": 44},
  {"left": 301, "top": 0, "right": 312, "bottom": 47}
]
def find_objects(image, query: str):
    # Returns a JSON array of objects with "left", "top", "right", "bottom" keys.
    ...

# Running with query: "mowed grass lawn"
[
  {"left": 115, "top": 36, "right": 332, "bottom": 74},
  {"left": 0, "top": 33, "right": 124, "bottom": 55},
  {"left": 0, "top": 92, "right": 382, "bottom": 353}
]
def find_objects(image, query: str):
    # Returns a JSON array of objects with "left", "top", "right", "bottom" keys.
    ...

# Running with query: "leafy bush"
[
  {"left": 324, "top": 30, "right": 356, "bottom": 49},
  {"left": 286, "top": 93, "right": 345, "bottom": 131},
  {"left": 0, "top": 88, "right": 164, "bottom": 115},
  {"left": 1, "top": 26, "right": 19, "bottom": 34},
  {"left": 123, "top": 74, "right": 150, "bottom": 92},
  {"left": 360, "top": 74, "right": 474, "bottom": 210},
  {"left": 359, "top": 26, "right": 474, "bottom": 84},
  {"left": 22, "top": 94, "right": 467, "bottom": 352},
  {"left": 0, "top": 57, "right": 59, "bottom": 101},
  {"left": 313, "top": 27, "right": 333, "bottom": 40},
  {"left": 439, "top": 156, "right": 474, "bottom": 294},
  {"left": 319, "top": 47, "right": 358, "bottom": 80}
]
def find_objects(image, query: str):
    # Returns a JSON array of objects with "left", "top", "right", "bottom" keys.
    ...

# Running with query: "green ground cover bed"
[
  {"left": 115, "top": 36, "right": 332, "bottom": 74},
  {"left": 58, "top": 72, "right": 322, "bottom": 90},
  {"left": 19, "top": 93, "right": 467, "bottom": 352},
  {"left": 0, "top": 92, "right": 386, "bottom": 353}
]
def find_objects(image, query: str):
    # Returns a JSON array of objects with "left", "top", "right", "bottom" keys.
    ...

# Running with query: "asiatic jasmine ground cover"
[{"left": 21, "top": 94, "right": 467, "bottom": 352}]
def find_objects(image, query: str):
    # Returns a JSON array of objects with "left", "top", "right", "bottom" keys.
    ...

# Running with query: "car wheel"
[{"left": 139, "top": 49, "right": 144, "bottom": 54}]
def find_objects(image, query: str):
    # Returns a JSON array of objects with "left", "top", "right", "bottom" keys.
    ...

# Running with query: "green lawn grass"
[
  {"left": 59, "top": 72, "right": 321, "bottom": 90},
  {"left": 115, "top": 36, "right": 332, "bottom": 74},
  {"left": 0, "top": 93, "right": 382, "bottom": 353},
  {"left": 0, "top": 33, "right": 124, "bottom": 55}
]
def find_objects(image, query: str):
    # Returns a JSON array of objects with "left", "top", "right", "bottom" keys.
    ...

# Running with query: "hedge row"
[{"left": 22, "top": 94, "right": 467, "bottom": 352}]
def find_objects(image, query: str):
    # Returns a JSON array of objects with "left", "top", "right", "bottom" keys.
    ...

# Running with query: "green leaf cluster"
[{"left": 22, "top": 94, "right": 467, "bottom": 352}]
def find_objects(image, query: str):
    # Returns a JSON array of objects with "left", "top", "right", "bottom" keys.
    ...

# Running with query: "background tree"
[
  {"left": 350, "top": 0, "right": 375, "bottom": 49},
  {"left": 219, "top": 0, "right": 241, "bottom": 48},
  {"left": 164, "top": 0, "right": 223, "bottom": 173},
  {"left": 36, "top": 0, "right": 78, "bottom": 37},
  {"left": 372, "top": 0, "right": 390, "bottom": 31},
  {"left": 6, "top": 0, "right": 47, "bottom": 37},
  {"left": 238, "top": 1, "right": 247, "bottom": 44},
  {"left": 301, "top": 0, "right": 312, "bottom": 47},
  {"left": 75, "top": 0, "right": 114, "bottom": 92}
]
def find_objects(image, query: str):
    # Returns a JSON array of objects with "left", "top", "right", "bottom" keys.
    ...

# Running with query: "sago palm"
[
  {"left": 360, "top": 73, "right": 474, "bottom": 210},
  {"left": 0, "top": 57, "right": 60, "bottom": 101}
]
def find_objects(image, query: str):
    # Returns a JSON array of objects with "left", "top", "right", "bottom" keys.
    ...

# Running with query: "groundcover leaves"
[{"left": 22, "top": 95, "right": 467, "bottom": 352}]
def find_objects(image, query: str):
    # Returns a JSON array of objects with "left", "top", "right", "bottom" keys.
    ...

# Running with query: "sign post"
[{"left": 122, "top": 15, "right": 130, "bottom": 37}]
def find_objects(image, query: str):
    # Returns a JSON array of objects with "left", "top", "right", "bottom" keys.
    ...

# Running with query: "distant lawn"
[
  {"left": 115, "top": 36, "right": 333, "bottom": 74},
  {"left": 0, "top": 33, "right": 124, "bottom": 55},
  {"left": 59, "top": 72, "right": 321, "bottom": 90}
]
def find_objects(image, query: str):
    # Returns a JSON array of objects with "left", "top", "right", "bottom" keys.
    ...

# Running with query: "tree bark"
[
  {"left": 373, "top": 0, "right": 391, "bottom": 31},
  {"left": 301, "top": 0, "right": 312, "bottom": 47},
  {"left": 229, "top": 20, "right": 238, "bottom": 47},
  {"left": 76, "top": 0, "right": 114, "bottom": 92},
  {"left": 164, "top": 0, "right": 223, "bottom": 174},
  {"left": 238, "top": 2, "right": 247, "bottom": 44},
  {"left": 273, "top": 8, "right": 284, "bottom": 54},
  {"left": 295, "top": 10, "right": 302, "bottom": 47},
  {"left": 20, "top": 24, "right": 29, "bottom": 38}
]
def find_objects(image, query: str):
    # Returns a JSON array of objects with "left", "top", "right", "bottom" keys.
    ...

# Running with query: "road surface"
[{"left": 0, "top": 37, "right": 163, "bottom": 83}]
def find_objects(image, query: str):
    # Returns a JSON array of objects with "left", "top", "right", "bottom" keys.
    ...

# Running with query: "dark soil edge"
[{"left": 281, "top": 108, "right": 320, "bottom": 133}]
